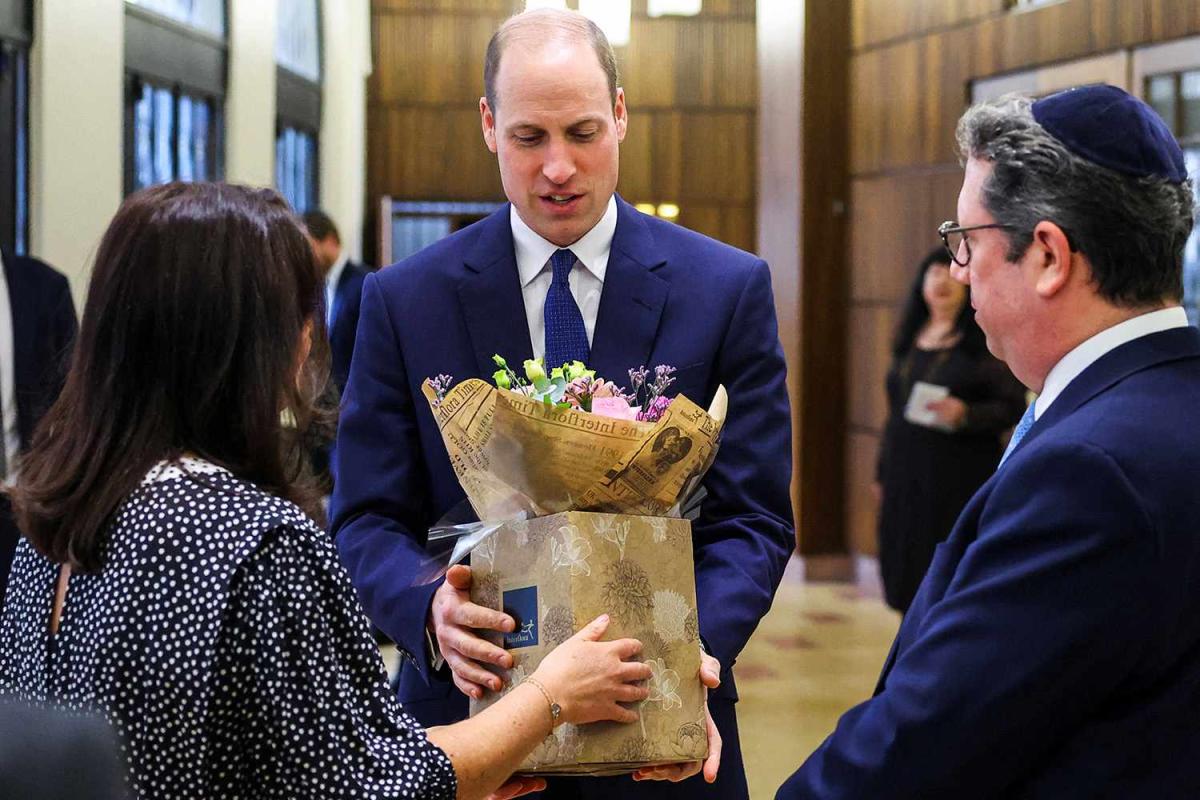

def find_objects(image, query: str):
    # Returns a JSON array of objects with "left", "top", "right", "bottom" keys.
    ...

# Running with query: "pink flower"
[
  {"left": 591, "top": 380, "right": 623, "bottom": 399},
  {"left": 638, "top": 395, "right": 672, "bottom": 423},
  {"left": 592, "top": 397, "right": 640, "bottom": 421}
]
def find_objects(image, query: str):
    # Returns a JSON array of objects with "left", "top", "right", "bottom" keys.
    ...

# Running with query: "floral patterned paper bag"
[{"left": 468, "top": 511, "right": 708, "bottom": 776}]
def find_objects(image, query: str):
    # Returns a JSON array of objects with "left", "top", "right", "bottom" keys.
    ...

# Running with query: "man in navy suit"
[
  {"left": 0, "top": 249, "right": 77, "bottom": 598},
  {"left": 331, "top": 8, "right": 793, "bottom": 799},
  {"left": 780, "top": 85, "right": 1200, "bottom": 798},
  {"left": 302, "top": 210, "right": 369, "bottom": 390}
]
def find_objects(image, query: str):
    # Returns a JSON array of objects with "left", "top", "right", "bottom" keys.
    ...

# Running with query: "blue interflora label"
[{"left": 503, "top": 586, "right": 539, "bottom": 649}]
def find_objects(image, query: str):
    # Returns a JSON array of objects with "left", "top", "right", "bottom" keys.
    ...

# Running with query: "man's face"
[
  {"left": 481, "top": 39, "right": 627, "bottom": 247},
  {"left": 307, "top": 234, "right": 340, "bottom": 274},
  {"left": 950, "top": 158, "right": 1035, "bottom": 368}
]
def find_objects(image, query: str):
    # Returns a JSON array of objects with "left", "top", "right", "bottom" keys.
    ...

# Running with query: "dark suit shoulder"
[
  {"left": 343, "top": 260, "right": 370, "bottom": 281},
  {"left": 6, "top": 253, "right": 71, "bottom": 293},
  {"left": 337, "top": 261, "right": 369, "bottom": 296}
]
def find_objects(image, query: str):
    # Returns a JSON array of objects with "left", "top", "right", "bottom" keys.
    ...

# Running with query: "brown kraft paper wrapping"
[{"left": 421, "top": 378, "right": 727, "bottom": 774}]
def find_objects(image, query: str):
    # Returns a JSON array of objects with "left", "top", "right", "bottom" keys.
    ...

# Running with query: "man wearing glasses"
[{"left": 779, "top": 84, "right": 1200, "bottom": 797}]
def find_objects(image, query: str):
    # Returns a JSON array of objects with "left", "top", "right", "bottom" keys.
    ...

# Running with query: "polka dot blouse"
[{"left": 0, "top": 458, "right": 457, "bottom": 799}]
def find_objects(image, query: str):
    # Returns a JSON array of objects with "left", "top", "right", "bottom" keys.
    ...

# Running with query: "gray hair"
[
  {"left": 484, "top": 8, "right": 619, "bottom": 115},
  {"left": 956, "top": 94, "right": 1194, "bottom": 307}
]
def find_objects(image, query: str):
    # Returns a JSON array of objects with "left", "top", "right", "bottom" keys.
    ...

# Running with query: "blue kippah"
[{"left": 1031, "top": 84, "right": 1187, "bottom": 183}]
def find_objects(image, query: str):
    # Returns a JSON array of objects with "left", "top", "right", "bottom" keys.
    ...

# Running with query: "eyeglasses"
[{"left": 938, "top": 220, "right": 1015, "bottom": 267}]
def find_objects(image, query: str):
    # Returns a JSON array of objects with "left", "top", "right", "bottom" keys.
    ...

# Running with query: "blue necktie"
[
  {"left": 543, "top": 249, "right": 590, "bottom": 370},
  {"left": 998, "top": 401, "right": 1036, "bottom": 468}
]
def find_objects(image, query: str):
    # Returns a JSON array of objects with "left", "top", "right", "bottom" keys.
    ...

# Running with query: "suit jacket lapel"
[
  {"left": 457, "top": 206, "right": 535, "bottom": 377},
  {"left": 589, "top": 197, "right": 669, "bottom": 383},
  {"left": 1008, "top": 326, "right": 1200, "bottom": 462}
]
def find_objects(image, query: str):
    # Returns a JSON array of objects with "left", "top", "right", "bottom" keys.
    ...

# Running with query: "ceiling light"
[
  {"left": 648, "top": 0, "right": 702, "bottom": 17},
  {"left": 579, "top": 0, "right": 632, "bottom": 47}
]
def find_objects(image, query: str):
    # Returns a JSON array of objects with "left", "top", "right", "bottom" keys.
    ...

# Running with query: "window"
[
  {"left": 1146, "top": 68, "right": 1200, "bottom": 326},
  {"left": 129, "top": 80, "right": 221, "bottom": 192},
  {"left": 0, "top": 0, "right": 30, "bottom": 254},
  {"left": 125, "top": 0, "right": 224, "bottom": 38},
  {"left": 123, "top": 0, "right": 227, "bottom": 194},
  {"left": 275, "top": 127, "right": 317, "bottom": 214},
  {"left": 275, "top": 0, "right": 321, "bottom": 212},
  {"left": 380, "top": 200, "right": 506, "bottom": 265}
]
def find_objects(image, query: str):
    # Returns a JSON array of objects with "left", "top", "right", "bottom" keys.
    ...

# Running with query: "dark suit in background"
[
  {"left": 0, "top": 698, "right": 127, "bottom": 800},
  {"left": 0, "top": 249, "right": 77, "bottom": 598},
  {"left": 328, "top": 259, "right": 368, "bottom": 391}
]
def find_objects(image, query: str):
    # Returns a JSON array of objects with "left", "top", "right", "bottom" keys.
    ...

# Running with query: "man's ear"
[
  {"left": 1030, "top": 220, "right": 1074, "bottom": 299},
  {"left": 481, "top": 96, "right": 498, "bottom": 154},
  {"left": 613, "top": 87, "right": 628, "bottom": 143}
]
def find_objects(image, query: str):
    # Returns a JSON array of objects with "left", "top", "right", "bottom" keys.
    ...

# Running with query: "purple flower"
[
  {"left": 429, "top": 374, "right": 454, "bottom": 406},
  {"left": 628, "top": 366, "right": 648, "bottom": 392},
  {"left": 638, "top": 395, "right": 672, "bottom": 423}
]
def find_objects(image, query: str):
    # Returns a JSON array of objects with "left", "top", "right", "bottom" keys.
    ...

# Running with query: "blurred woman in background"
[
  {"left": 0, "top": 182, "right": 656, "bottom": 799},
  {"left": 875, "top": 247, "right": 1026, "bottom": 613}
]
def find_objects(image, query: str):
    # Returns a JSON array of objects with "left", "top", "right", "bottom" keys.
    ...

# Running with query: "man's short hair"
[
  {"left": 957, "top": 94, "right": 1195, "bottom": 307},
  {"left": 301, "top": 210, "right": 340, "bottom": 243},
  {"left": 483, "top": 8, "right": 619, "bottom": 116}
]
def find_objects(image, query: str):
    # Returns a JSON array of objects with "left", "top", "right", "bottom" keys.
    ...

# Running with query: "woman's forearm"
[{"left": 426, "top": 682, "right": 553, "bottom": 800}]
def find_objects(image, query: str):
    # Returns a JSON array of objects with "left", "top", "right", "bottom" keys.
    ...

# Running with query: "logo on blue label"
[{"left": 503, "top": 586, "right": 539, "bottom": 649}]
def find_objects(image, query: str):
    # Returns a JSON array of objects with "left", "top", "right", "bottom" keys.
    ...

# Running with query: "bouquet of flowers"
[
  {"left": 420, "top": 358, "right": 727, "bottom": 775},
  {"left": 424, "top": 356, "right": 726, "bottom": 521},
  {"left": 432, "top": 356, "right": 679, "bottom": 423}
]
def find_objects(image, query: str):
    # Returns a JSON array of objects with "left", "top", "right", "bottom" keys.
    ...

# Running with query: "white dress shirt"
[
  {"left": 324, "top": 253, "right": 349, "bottom": 329},
  {"left": 0, "top": 253, "right": 17, "bottom": 483},
  {"left": 511, "top": 195, "right": 617, "bottom": 361},
  {"left": 1034, "top": 306, "right": 1190, "bottom": 420}
]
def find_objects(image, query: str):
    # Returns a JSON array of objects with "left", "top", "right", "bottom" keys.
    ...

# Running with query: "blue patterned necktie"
[
  {"left": 998, "top": 401, "right": 1036, "bottom": 468},
  {"left": 543, "top": 249, "right": 590, "bottom": 369}
]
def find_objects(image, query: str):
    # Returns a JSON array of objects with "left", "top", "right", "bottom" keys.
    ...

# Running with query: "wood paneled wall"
[
  {"left": 845, "top": 0, "right": 1200, "bottom": 556},
  {"left": 367, "top": 0, "right": 758, "bottom": 258}
]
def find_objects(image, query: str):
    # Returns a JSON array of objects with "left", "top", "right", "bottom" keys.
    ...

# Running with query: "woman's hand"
[
  {"left": 926, "top": 395, "right": 967, "bottom": 429},
  {"left": 530, "top": 614, "right": 652, "bottom": 726}
]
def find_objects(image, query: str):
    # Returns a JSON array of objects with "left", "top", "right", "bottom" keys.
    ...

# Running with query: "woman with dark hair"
[
  {"left": 874, "top": 247, "right": 1026, "bottom": 613},
  {"left": 0, "top": 183, "right": 656, "bottom": 799}
]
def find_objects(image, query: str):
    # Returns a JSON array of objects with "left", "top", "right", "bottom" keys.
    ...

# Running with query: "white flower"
[
  {"left": 509, "top": 519, "right": 530, "bottom": 548},
  {"left": 550, "top": 525, "right": 592, "bottom": 577},
  {"left": 640, "top": 657, "right": 683, "bottom": 736},
  {"left": 473, "top": 531, "right": 498, "bottom": 569},
  {"left": 528, "top": 721, "right": 583, "bottom": 767},
  {"left": 594, "top": 515, "right": 630, "bottom": 559},
  {"left": 646, "top": 658, "right": 682, "bottom": 711},
  {"left": 652, "top": 589, "right": 691, "bottom": 644},
  {"left": 648, "top": 518, "right": 669, "bottom": 544}
]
